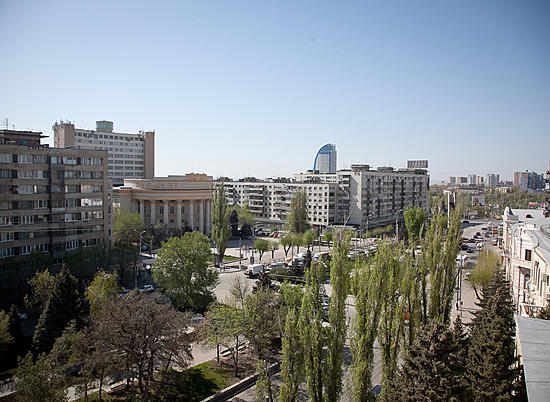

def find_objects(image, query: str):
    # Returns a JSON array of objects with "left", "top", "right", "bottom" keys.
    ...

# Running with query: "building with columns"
[{"left": 113, "top": 174, "right": 213, "bottom": 235}]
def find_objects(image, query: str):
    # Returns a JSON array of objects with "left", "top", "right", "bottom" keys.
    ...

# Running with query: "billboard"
[
  {"left": 407, "top": 160, "right": 428, "bottom": 169},
  {"left": 472, "top": 196, "right": 485, "bottom": 207}
]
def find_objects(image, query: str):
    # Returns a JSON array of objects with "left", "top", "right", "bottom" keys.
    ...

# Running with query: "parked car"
[
  {"left": 118, "top": 289, "right": 132, "bottom": 298},
  {"left": 17, "top": 312, "right": 28, "bottom": 321},
  {"left": 139, "top": 285, "right": 154, "bottom": 293},
  {"left": 267, "top": 262, "right": 286, "bottom": 271}
]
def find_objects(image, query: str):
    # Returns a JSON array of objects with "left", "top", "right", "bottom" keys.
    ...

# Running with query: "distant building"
[
  {"left": 313, "top": 144, "right": 337, "bottom": 174},
  {"left": 467, "top": 174, "right": 477, "bottom": 185},
  {"left": 458, "top": 177, "right": 467, "bottom": 184},
  {"left": 485, "top": 173, "right": 500, "bottom": 188},
  {"left": 514, "top": 171, "right": 545, "bottom": 190},
  {"left": 476, "top": 176, "right": 484, "bottom": 185},
  {"left": 53, "top": 120, "right": 155, "bottom": 187},
  {"left": 0, "top": 129, "right": 110, "bottom": 305},
  {"left": 224, "top": 164, "right": 429, "bottom": 232},
  {"left": 448, "top": 176, "right": 456, "bottom": 185}
]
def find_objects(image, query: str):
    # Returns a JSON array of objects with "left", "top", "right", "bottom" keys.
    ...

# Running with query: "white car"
[{"left": 139, "top": 285, "right": 154, "bottom": 293}]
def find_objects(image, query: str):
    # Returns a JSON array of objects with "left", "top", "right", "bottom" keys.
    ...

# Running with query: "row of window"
[
  {"left": 76, "top": 139, "right": 145, "bottom": 150},
  {"left": 76, "top": 132, "right": 143, "bottom": 142},
  {"left": 1, "top": 184, "right": 104, "bottom": 195}
]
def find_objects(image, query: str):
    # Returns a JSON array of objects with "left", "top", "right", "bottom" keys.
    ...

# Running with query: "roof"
[{"left": 516, "top": 316, "right": 550, "bottom": 401}]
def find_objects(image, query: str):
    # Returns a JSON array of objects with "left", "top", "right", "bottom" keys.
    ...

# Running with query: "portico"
[{"left": 114, "top": 174, "right": 214, "bottom": 235}]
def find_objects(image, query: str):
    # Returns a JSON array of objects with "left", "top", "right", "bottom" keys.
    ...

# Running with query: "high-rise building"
[
  {"left": 53, "top": 120, "right": 154, "bottom": 187},
  {"left": 449, "top": 177, "right": 456, "bottom": 185},
  {"left": 467, "top": 174, "right": 477, "bottom": 185},
  {"left": 313, "top": 144, "right": 337, "bottom": 174},
  {"left": 0, "top": 129, "right": 110, "bottom": 304},
  {"left": 485, "top": 173, "right": 500, "bottom": 187},
  {"left": 514, "top": 171, "right": 545, "bottom": 190}
]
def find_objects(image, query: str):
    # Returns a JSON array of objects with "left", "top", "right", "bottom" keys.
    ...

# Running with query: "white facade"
[
  {"left": 53, "top": 120, "right": 155, "bottom": 187},
  {"left": 224, "top": 164, "right": 429, "bottom": 231},
  {"left": 502, "top": 207, "right": 550, "bottom": 316}
]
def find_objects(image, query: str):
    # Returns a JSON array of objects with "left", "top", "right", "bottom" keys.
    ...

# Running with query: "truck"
[{"left": 244, "top": 264, "right": 264, "bottom": 278}]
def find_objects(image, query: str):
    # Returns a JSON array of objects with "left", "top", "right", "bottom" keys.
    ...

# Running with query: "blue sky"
[{"left": 1, "top": 0, "right": 549, "bottom": 183}]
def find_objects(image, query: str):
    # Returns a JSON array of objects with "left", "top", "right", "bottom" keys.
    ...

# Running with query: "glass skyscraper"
[{"left": 314, "top": 143, "right": 337, "bottom": 173}]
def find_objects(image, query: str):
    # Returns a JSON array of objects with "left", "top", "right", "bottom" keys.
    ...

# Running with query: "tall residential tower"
[
  {"left": 53, "top": 120, "right": 154, "bottom": 187},
  {"left": 313, "top": 143, "right": 337, "bottom": 174}
]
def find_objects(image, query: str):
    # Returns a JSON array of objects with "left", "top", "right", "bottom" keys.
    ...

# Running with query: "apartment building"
[
  {"left": 224, "top": 164, "right": 429, "bottom": 231},
  {"left": 53, "top": 120, "right": 154, "bottom": 187},
  {"left": 0, "top": 129, "right": 110, "bottom": 301},
  {"left": 502, "top": 207, "right": 550, "bottom": 316}
]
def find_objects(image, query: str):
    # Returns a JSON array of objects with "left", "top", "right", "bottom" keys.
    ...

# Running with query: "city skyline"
[{"left": 1, "top": 0, "right": 549, "bottom": 182}]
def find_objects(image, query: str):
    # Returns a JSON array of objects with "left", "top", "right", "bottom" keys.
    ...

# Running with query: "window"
[
  {"left": 0, "top": 154, "right": 13, "bottom": 163},
  {"left": 21, "top": 245, "right": 32, "bottom": 255},
  {"left": 18, "top": 155, "right": 33, "bottom": 163},
  {"left": 0, "top": 217, "right": 13, "bottom": 226},
  {"left": 170, "top": 207, "right": 175, "bottom": 215},
  {"left": 64, "top": 157, "right": 77, "bottom": 165},
  {"left": 18, "top": 185, "right": 34, "bottom": 194},
  {"left": 0, "top": 232, "right": 14, "bottom": 242},
  {"left": 525, "top": 249, "right": 532, "bottom": 261},
  {"left": 20, "top": 216, "right": 34, "bottom": 224},
  {"left": 66, "top": 241, "right": 79, "bottom": 250},
  {"left": 35, "top": 200, "right": 49, "bottom": 209}
]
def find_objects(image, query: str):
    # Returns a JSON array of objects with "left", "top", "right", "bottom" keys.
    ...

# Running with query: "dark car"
[{"left": 460, "top": 244, "right": 469, "bottom": 251}]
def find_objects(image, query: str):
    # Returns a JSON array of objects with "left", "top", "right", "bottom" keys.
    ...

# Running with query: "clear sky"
[{"left": 1, "top": 0, "right": 549, "bottom": 183}]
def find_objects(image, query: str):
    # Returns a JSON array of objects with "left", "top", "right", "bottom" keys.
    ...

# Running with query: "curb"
[{"left": 201, "top": 362, "right": 281, "bottom": 402}]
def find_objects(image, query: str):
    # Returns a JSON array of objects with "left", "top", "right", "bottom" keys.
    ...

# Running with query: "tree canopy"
[
  {"left": 153, "top": 231, "right": 219, "bottom": 311},
  {"left": 286, "top": 188, "right": 308, "bottom": 234},
  {"left": 211, "top": 182, "right": 232, "bottom": 264}
]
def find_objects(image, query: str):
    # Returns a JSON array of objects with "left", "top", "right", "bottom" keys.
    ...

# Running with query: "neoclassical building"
[{"left": 114, "top": 174, "right": 214, "bottom": 235}]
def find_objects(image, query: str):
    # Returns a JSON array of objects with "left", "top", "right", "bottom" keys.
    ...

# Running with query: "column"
[
  {"left": 163, "top": 200, "right": 169, "bottom": 225},
  {"left": 189, "top": 200, "right": 194, "bottom": 231},
  {"left": 199, "top": 200, "right": 204, "bottom": 234},
  {"left": 139, "top": 200, "right": 144, "bottom": 223},
  {"left": 206, "top": 200, "right": 212, "bottom": 235},
  {"left": 150, "top": 200, "right": 156, "bottom": 225},
  {"left": 176, "top": 200, "right": 182, "bottom": 229}
]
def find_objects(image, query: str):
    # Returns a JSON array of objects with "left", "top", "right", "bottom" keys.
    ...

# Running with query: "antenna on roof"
[{"left": 1, "top": 118, "right": 8, "bottom": 130}]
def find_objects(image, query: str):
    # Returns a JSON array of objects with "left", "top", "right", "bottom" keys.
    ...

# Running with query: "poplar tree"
[
  {"left": 325, "top": 230, "right": 350, "bottom": 402},
  {"left": 211, "top": 181, "right": 232, "bottom": 265},
  {"left": 286, "top": 188, "right": 308, "bottom": 234},
  {"left": 299, "top": 259, "right": 326, "bottom": 402}
]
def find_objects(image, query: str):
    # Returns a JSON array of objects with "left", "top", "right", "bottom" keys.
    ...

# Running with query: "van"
[{"left": 244, "top": 264, "right": 264, "bottom": 278}]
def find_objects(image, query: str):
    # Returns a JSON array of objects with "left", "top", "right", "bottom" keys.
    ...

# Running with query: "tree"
[
  {"left": 303, "top": 230, "right": 314, "bottom": 250},
  {"left": 113, "top": 206, "right": 143, "bottom": 242},
  {"left": 325, "top": 230, "right": 350, "bottom": 402},
  {"left": 269, "top": 241, "right": 279, "bottom": 260},
  {"left": 84, "top": 270, "right": 119, "bottom": 315},
  {"left": 403, "top": 205, "right": 427, "bottom": 241},
  {"left": 16, "top": 351, "right": 68, "bottom": 402},
  {"left": 468, "top": 250, "right": 500, "bottom": 299},
  {"left": 212, "top": 182, "right": 232, "bottom": 266},
  {"left": 465, "top": 267, "right": 522, "bottom": 401},
  {"left": 299, "top": 255, "right": 326, "bottom": 402},
  {"left": 385, "top": 321, "right": 467, "bottom": 402},
  {"left": 280, "top": 234, "right": 293, "bottom": 257},
  {"left": 6, "top": 305, "right": 25, "bottom": 363},
  {"left": 229, "top": 209, "right": 239, "bottom": 237},
  {"left": 238, "top": 203, "right": 255, "bottom": 233},
  {"left": 89, "top": 294, "right": 192, "bottom": 401},
  {"left": 111, "top": 240, "right": 140, "bottom": 287},
  {"left": 293, "top": 233, "right": 304, "bottom": 254},
  {"left": 153, "top": 232, "right": 219, "bottom": 311},
  {"left": 202, "top": 277, "right": 249, "bottom": 377},
  {"left": 254, "top": 238, "right": 270, "bottom": 262},
  {"left": 0, "top": 310, "right": 12, "bottom": 354},
  {"left": 324, "top": 231, "right": 334, "bottom": 249},
  {"left": 33, "top": 267, "right": 83, "bottom": 354},
  {"left": 24, "top": 269, "right": 56, "bottom": 315},
  {"left": 286, "top": 188, "right": 308, "bottom": 234}
]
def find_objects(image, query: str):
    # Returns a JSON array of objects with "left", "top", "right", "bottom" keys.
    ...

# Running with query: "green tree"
[
  {"left": 269, "top": 241, "right": 280, "bottom": 260},
  {"left": 325, "top": 230, "right": 350, "bottom": 402},
  {"left": 280, "top": 234, "right": 293, "bottom": 257},
  {"left": 403, "top": 205, "right": 427, "bottom": 241},
  {"left": 24, "top": 269, "right": 56, "bottom": 315},
  {"left": 468, "top": 250, "right": 500, "bottom": 299},
  {"left": 350, "top": 242, "right": 392, "bottom": 402},
  {"left": 212, "top": 182, "right": 232, "bottom": 266},
  {"left": 16, "top": 351, "right": 68, "bottom": 402},
  {"left": 244, "top": 286, "right": 281, "bottom": 357},
  {"left": 299, "top": 257, "right": 326, "bottom": 402},
  {"left": 113, "top": 206, "right": 143, "bottom": 242},
  {"left": 286, "top": 188, "right": 308, "bottom": 234},
  {"left": 153, "top": 231, "right": 219, "bottom": 311},
  {"left": 465, "top": 267, "right": 522, "bottom": 401},
  {"left": 84, "top": 270, "right": 119, "bottom": 315},
  {"left": 33, "top": 267, "right": 83, "bottom": 354},
  {"left": 0, "top": 310, "right": 12, "bottom": 354},
  {"left": 303, "top": 230, "right": 314, "bottom": 250},
  {"left": 254, "top": 238, "right": 270, "bottom": 262},
  {"left": 111, "top": 240, "right": 140, "bottom": 287},
  {"left": 324, "top": 231, "right": 334, "bottom": 249},
  {"left": 385, "top": 321, "right": 467, "bottom": 402},
  {"left": 293, "top": 233, "right": 304, "bottom": 254}
]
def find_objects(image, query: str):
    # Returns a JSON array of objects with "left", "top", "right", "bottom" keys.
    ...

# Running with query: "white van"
[{"left": 244, "top": 264, "right": 264, "bottom": 278}]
